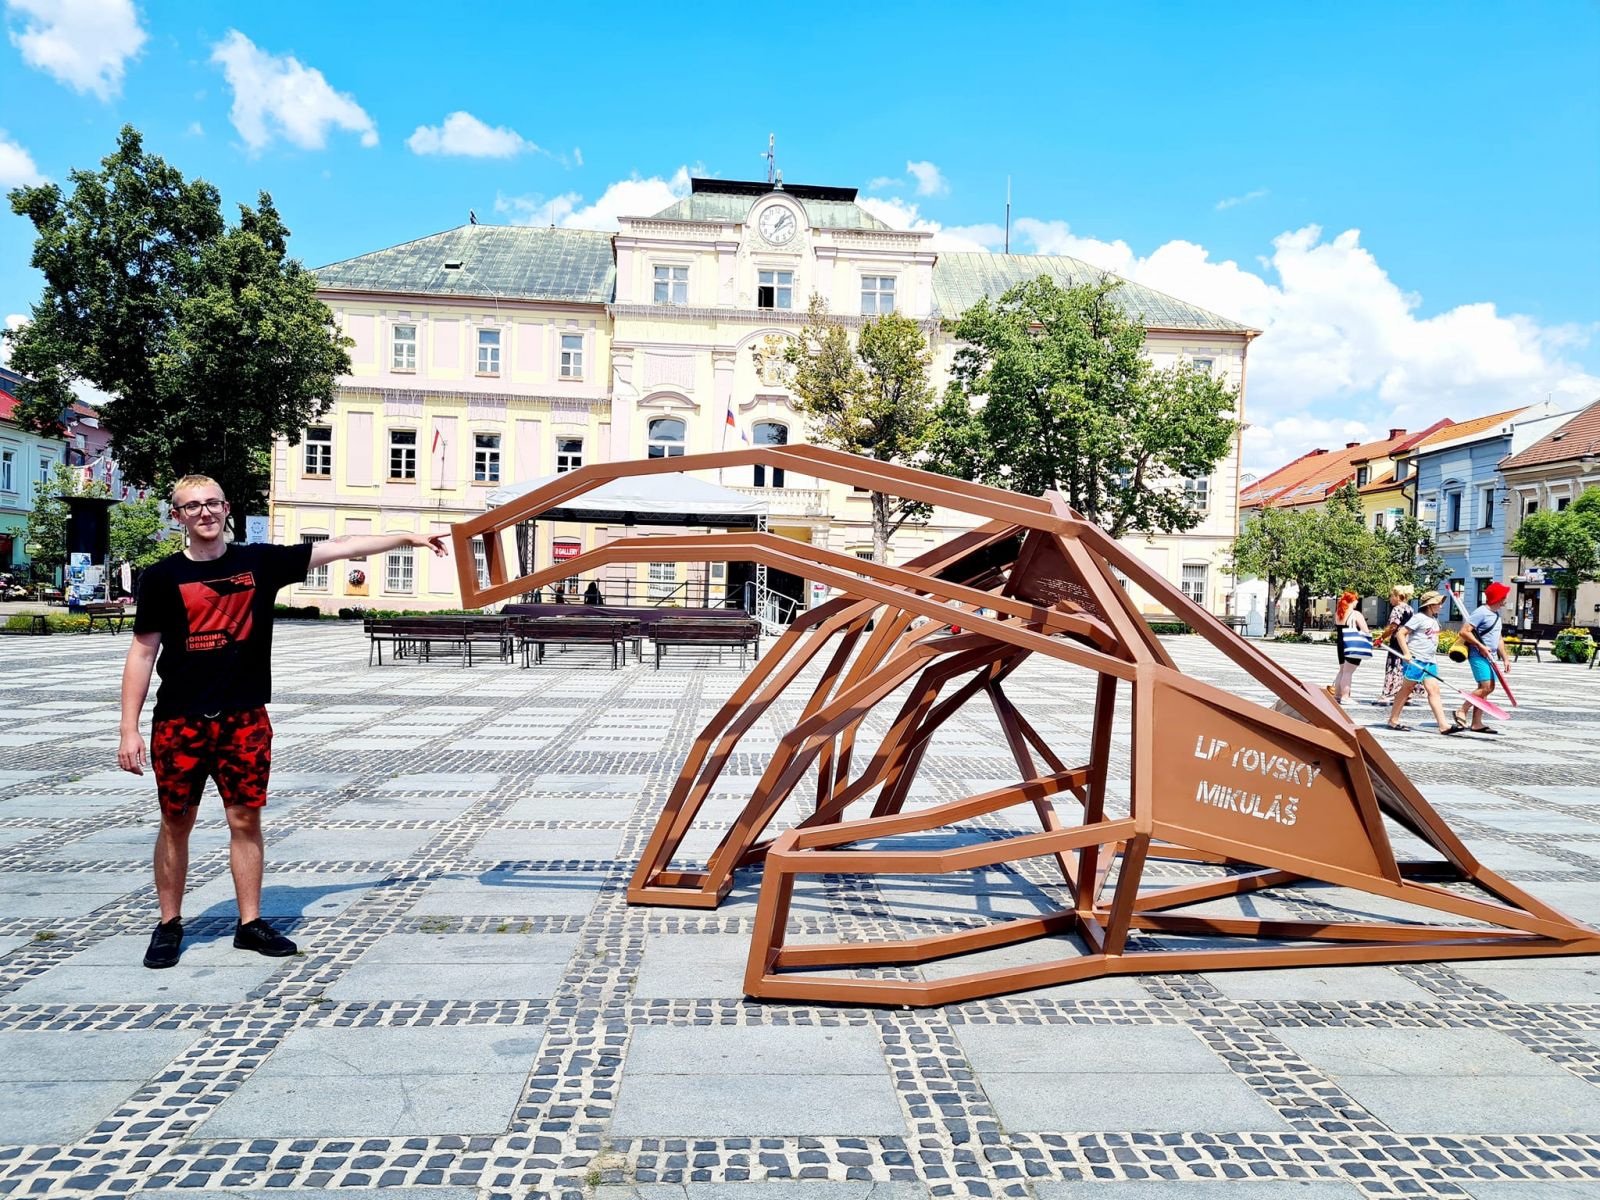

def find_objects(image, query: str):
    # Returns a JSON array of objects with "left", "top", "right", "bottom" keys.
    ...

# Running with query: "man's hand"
[
  {"left": 409, "top": 532, "right": 448, "bottom": 558},
  {"left": 118, "top": 730, "right": 148, "bottom": 775}
]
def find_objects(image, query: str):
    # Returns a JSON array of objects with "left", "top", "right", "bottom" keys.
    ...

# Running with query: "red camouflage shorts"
[{"left": 151, "top": 707, "right": 273, "bottom": 817}]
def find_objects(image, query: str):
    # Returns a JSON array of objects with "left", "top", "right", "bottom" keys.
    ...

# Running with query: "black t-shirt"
[{"left": 133, "top": 542, "right": 313, "bottom": 719}]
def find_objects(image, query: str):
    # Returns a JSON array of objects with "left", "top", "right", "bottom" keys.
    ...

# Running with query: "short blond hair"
[
  {"left": 1391, "top": 583, "right": 1415, "bottom": 600},
  {"left": 170, "top": 474, "right": 225, "bottom": 502}
]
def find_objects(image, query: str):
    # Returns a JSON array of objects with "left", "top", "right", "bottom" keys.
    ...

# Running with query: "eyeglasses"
[{"left": 174, "top": 499, "right": 227, "bottom": 516}]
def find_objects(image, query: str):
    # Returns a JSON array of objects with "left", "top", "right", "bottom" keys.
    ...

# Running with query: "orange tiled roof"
[
  {"left": 1243, "top": 421, "right": 1452, "bottom": 509},
  {"left": 1406, "top": 405, "right": 1530, "bottom": 450},
  {"left": 1500, "top": 396, "right": 1600, "bottom": 471}
]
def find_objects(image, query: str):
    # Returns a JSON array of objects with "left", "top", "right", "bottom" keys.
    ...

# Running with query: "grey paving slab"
[
  {"left": 501, "top": 794, "right": 640, "bottom": 821},
  {"left": 252, "top": 1022, "right": 545, "bottom": 1076},
  {"left": 326, "top": 960, "right": 569, "bottom": 1000},
  {"left": 138, "top": 1191, "right": 479, "bottom": 1200},
  {"left": 1034, "top": 1185, "right": 1364, "bottom": 1198},
  {"left": 0, "top": 1027, "right": 198, "bottom": 1082},
  {"left": 981, "top": 1068, "right": 1287, "bottom": 1132},
  {"left": 0, "top": 792, "right": 143, "bottom": 817},
  {"left": 1450, "top": 961, "right": 1600, "bottom": 1002},
  {"left": 592, "top": 1187, "right": 930, "bottom": 1200},
  {"left": 469, "top": 823, "right": 627, "bottom": 860},
  {"left": 627, "top": 1024, "right": 885, "bottom": 1076},
  {"left": 1461, "top": 1185, "right": 1600, "bottom": 1198},
  {"left": 1202, "top": 965, "right": 1437, "bottom": 1002},
  {"left": 377, "top": 771, "right": 501, "bottom": 792},
  {"left": 181, "top": 869, "right": 394, "bottom": 921},
  {"left": 317, "top": 797, "right": 474, "bottom": 820},
  {"left": 269, "top": 825, "right": 437, "bottom": 861},
  {"left": 634, "top": 934, "right": 753, "bottom": 998},
  {"left": 353, "top": 931, "right": 581, "bottom": 964},
  {"left": 408, "top": 868, "right": 606, "bottom": 916},
  {"left": 0, "top": 869, "right": 148, "bottom": 917},
  {"left": 1329, "top": 1073, "right": 1600, "bottom": 1133},
  {"left": 1528, "top": 786, "right": 1600, "bottom": 806},
  {"left": 958, "top": 1023, "right": 1227, "bottom": 1075},
  {"left": 1, "top": 1078, "right": 157, "bottom": 1143},
  {"left": 611, "top": 1074, "right": 905, "bottom": 1137},
  {"left": 7, "top": 945, "right": 285, "bottom": 1004},
  {"left": 197, "top": 1069, "right": 528, "bottom": 1137},
  {"left": 529, "top": 772, "right": 652, "bottom": 794},
  {"left": 45, "top": 822, "right": 231, "bottom": 861}
]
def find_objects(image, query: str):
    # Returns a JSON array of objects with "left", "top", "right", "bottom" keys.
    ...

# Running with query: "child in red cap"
[{"left": 1455, "top": 581, "right": 1512, "bottom": 732}]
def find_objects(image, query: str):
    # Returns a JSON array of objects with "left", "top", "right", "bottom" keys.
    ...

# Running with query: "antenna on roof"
[
  {"left": 1004, "top": 176, "right": 1011, "bottom": 254},
  {"left": 468, "top": 209, "right": 478, "bottom": 225},
  {"left": 762, "top": 133, "right": 776, "bottom": 187}
]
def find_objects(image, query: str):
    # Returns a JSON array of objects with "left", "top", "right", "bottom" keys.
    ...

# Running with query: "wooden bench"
[
  {"left": 652, "top": 617, "right": 762, "bottom": 669},
  {"left": 1504, "top": 623, "right": 1559, "bottom": 662},
  {"left": 365, "top": 617, "right": 512, "bottom": 667},
  {"left": 28, "top": 613, "right": 49, "bottom": 635},
  {"left": 513, "top": 616, "right": 638, "bottom": 670},
  {"left": 83, "top": 603, "right": 132, "bottom": 634}
]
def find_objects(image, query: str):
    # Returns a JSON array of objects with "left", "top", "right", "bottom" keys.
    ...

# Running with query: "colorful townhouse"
[
  {"left": 1397, "top": 402, "right": 1571, "bottom": 615},
  {"left": 273, "top": 177, "right": 1260, "bottom": 616},
  {"left": 1498, "top": 395, "right": 1600, "bottom": 627}
]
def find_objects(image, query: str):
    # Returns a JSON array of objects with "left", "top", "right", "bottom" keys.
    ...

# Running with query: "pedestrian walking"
[
  {"left": 1454, "top": 580, "right": 1513, "bottom": 733},
  {"left": 1327, "top": 590, "right": 1372, "bottom": 703},
  {"left": 1386, "top": 590, "right": 1462, "bottom": 735},
  {"left": 118, "top": 475, "right": 446, "bottom": 969},
  {"left": 1374, "top": 584, "right": 1416, "bottom": 704}
]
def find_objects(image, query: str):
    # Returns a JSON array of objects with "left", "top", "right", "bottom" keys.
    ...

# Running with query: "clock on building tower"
[{"left": 758, "top": 205, "right": 797, "bottom": 246}]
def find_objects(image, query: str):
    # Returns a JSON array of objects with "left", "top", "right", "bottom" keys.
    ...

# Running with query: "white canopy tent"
[{"left": 485, "top": 470, "right": 783, "bottom": 625}]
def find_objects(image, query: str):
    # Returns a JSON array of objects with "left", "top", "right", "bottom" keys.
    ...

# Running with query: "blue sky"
[{"left": 2, "top": 0, "right": 1597, "bottom": 473}]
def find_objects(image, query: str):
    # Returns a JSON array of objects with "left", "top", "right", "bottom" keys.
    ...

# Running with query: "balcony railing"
[{"left": 727, "top": 485, "right": 829, "bottom": 518}]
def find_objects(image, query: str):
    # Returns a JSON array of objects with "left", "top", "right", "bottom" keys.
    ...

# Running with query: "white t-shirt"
[{"left": 1403, "top": 611, "right": 1441, "bottom": 661}]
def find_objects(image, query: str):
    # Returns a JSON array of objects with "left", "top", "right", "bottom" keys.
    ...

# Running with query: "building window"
[
  {"left": 1180, "top": 563, "right": 1207, "bottom": 608},
  {"left": 472, "top": 539, "right": 488, "bottom": 589},
  {"left": 1395, "top": 460, "right": 1409, "bottom": 482},
  {"left": 391, "top": 323, "right": 417, "bottom": 371},
  {"left": 559, "top": 332, "right": 584, "bottom": 379},
  {"left": 753, "top": 420, "right": 787, "bottom": 487},
  {"left": 1445, "top": 490, "right": 1463, "bottom": 532},
  {"left": 1183, "top": 475, "right": 1210, "bottom": 513},
  {"left": 1479, "top": 485, "right": 1495, "bottom": 529},
  {"left": 757, "top": 269, "right": 794, "bottom": 310},
  {"left": 1525, "top": 500, "right": 1539, "bottom": 516},
  {"left": 385, "top": 545, "right": 415, "bottom": 594},
  {"left": 476, "top": 328, "right": 501, "bottom": 376},
  {"left": 1191, "top": 357, "right": 1214, "bottom": 373},
  {"left": 1373, "top": 511, "right": 1386, "bottom": 531},
  {"left": 389, "top": 429, "right": 418, "bottom": 480},
  {"left": 1557, "top": 496, "right": 1571, "bottom": 512},
  {"left": 1355, "top": 465, "right": 1370, "bottom": 487},
  {"left": 854, "top": 549, "right": 877, "bottom": 562},
  {"left": 653, "top": 264, "right": 688, "bottom": 305},
  {"left": 39, "top": 454, "right": 53, "bottom": 483},
  {"left": 861, "top": 275, "right": 896, "bottom": 315},
  {"left": 555, "top": 437, "right": 583, "bottom": 473},
  {"left": 648, "top": 560, "right": 677, "bottom": 600},
  {"left": 0, "top": 449, "right": 13, "bottom": 493},
  {"left": 303, "top": 426, "right": 332, "bottom": 477},
  {"left": 648, "top": 417, "right": 686, "bottom": 458},
  {"left": 301, "top": 533, "right": 329, "bottom": 589},
  {"left": 473, "top": 432, "right": 501, "bottom": 484}
]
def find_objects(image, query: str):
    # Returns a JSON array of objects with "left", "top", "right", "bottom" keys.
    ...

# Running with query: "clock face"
[{"left": 759, "top": 205, "right": 797, "bottom": 246}]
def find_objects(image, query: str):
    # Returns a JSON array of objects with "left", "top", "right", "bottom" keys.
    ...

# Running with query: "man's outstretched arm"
[{"left": 308, "top": 532, "right": 446, "bottom": 567}]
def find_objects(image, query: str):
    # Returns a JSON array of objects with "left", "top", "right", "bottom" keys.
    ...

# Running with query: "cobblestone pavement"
[{"left": 1, "top": 624, "right": 1598, "bottom": 1200}]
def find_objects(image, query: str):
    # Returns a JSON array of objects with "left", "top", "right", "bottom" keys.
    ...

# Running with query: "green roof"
[
  {"left": 931, "top": 252, "right": 1253, "bottom": 332},
  {"left": 315, "top": 225, "right": 615, "bottom": 303},
  {"left": 649, "top": 186, "right": 892, "bottom": 231}
]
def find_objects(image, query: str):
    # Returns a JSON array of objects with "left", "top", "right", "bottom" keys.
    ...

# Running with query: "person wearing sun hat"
[
  {"left": 1454, "top": 580, "right": 1512, "bottom": 733},
  {"left": 1387, "top": 590, "right": 1461, "bottom": 735}
]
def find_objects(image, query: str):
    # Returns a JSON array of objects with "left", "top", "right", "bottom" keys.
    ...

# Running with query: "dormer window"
[
  {"left": 444, "top": 260, "right": 463, "bottom": 271},
  {"left": 1356, "top": 465, "right": 1370, "bottom": 487}
]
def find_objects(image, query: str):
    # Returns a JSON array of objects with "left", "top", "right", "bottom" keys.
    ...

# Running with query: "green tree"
[
  {"left": 784, "top": 298, "right": 937, "bottom": 562},
  {"left": 24, "top": 463, "right": 110, "bottom": 576},
  {"left": 1229, "top": 505, "right": 1317, "bottom": 634},
  {"left": 5, "top": 125, "right": 350, "bottom": 537},
  {"left": 109, "top": 494, "right": 183, "bottom": 572},
  {"left": 942, "top": 276, "right": 1238, "bottom": 536},
  {"left": 1378, "top": 514, "right": 1449, "bottom": 595},
  {"left": 1511, "top": 485, "right": 1600, "bottom": 614}
]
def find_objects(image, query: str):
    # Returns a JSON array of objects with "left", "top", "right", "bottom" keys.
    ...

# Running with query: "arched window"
[
  {"left": 648, "top": 417, "right": 686, "bottom": 458},
  {"left": 753, "top": 420, "right": 787, "bottom": 488}
]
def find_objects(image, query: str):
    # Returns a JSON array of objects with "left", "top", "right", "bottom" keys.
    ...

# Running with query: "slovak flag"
[{"left": 725, "top": 407, "right": 748, "bottom": 444}]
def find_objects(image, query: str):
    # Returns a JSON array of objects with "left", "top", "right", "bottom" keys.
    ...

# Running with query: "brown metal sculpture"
[{"left": 453, "top": 446, "right": 1600, "bottom": 1006}]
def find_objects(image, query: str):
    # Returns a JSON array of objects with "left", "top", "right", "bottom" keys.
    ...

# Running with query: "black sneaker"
[
  {"left": 233, "top": 918, "right": 297, "bottom": 957},
  {"left": 143, "top": 917, "right": 183, "bottom": 969}
]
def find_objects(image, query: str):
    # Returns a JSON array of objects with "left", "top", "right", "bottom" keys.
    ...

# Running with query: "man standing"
[
  {"left": 118, "top": 475, "right": 445, "bottom": 968},
  {"left": 1454, "top": 581, "right": 1512, "bottom": 734}
]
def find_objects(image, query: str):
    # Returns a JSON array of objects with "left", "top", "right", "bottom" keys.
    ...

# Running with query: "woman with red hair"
[{"left": 1326, "top": 589, "right": 1372, "bottom": 703}]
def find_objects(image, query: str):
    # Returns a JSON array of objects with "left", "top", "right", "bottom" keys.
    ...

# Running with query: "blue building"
[{"left": 1403, "top": 400, "right": 1570, "bottom": 620}]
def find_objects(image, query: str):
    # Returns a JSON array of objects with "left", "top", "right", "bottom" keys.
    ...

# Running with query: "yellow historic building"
[{"left": 272, "top": 179, "right": 1258, "bottom": 616}]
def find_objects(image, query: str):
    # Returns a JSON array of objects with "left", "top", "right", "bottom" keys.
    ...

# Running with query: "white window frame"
[
  {"left": 647, "top": 560, "right": 677, "bottom": 600},
  {"left": 757, "top": 268, "right": 794, "bottom": 310},
  {"left": 391, "top": 323, "right": 417, "bottom": 371},
  {"left": 753, "top": 421, "right": 788, "bottom": 487},
  {"left": 1191, "top": 356, "right": 1215, "bottom": 374},
  {"left": 473, "top": 432, "right": 501, "bottom": 484},
  {"left": 388, "top": 428, "right": 418, "bottom": 481},
  {"left": 555, "top": 437, "right": 583, "bottom": 473},
  {"left": 648, "top": 417, "right": 687, "bottom": 459},
  {"left": 1184, "top": 475, "right": 1210, "bottom": 513},
  {"left": 385, "top": 545, "right": 415, "bottom": 594},
  {"left": 476, "top": 327, "right": 501, "bottom": 376},
  {"left": 652, "top": 263, "right": 689, "bottom": 305},
  {"left": 303, "top": 426, "right": 332, "bottom": 477},
  {"left": 861, "top": 275, "right": 897, "bottom": 315},
  {"left": 301, "top": 533, "right": 330, "bottom": 589},
  {"left": 0, "top": 448, "right": 14, "bottom": 493},
  {"left": 472, "top": 539, "right": 489, "bottom": 589},
  {"left": 559, "top": 332, "right": 584, "bottom": 379},
  {"left": 1479, "top": 484, "right": 1496, "bottom": 530},
  {"left": 38, "top": 454, "right": 53, "bottom": 484},
  {"left": 1180, "top": 562, "right": 1208, "bottom": 609}
]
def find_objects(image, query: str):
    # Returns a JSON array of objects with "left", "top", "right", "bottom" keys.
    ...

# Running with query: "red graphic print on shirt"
[{"left": 179, "top": 572, "right": 257, "bottom": 652}]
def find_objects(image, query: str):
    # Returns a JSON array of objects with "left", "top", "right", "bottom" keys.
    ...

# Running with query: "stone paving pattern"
[{"left": 1, "top": 624, "right": 1598, "bottom": 1200}]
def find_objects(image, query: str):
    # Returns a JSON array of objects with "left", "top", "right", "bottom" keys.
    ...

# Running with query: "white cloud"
[
  {"left": 1001, "top": 217, "right": 1599, "bottom": 474},
  {"left": 6, "top": 0, "right": 146, "bottom": 100},
  {"left": 0, "top": 131, "right": 45, "bottom": 186},
  {"left": 906, "top": 159, "right": 949, "bottom": 197},
  {"left": 498, "top": 167, "right": 691, "bottom": 231},
  {"left": 857, "top": 196, "right": 996, "bottom": 252},
  {"left": 407, "top": 111, "right": 535, "bottom": 158},
  {"left": 210, "top": 30, "right": 377, "bottom": 153},
  {"left": 1216, "top": 188, "right": 1269, "bottom": 211},
  {"left": 1, "top": 313, "right": 27, "bottom": 368},
  {"left": 184, "top": 121, "right": 203, "bottom": 138},
  {"left": 573, "top": 146, "right": 583, "bottom": 167},
  {"left": 866, "top": 175, "right": 899, "bottom": 192}
]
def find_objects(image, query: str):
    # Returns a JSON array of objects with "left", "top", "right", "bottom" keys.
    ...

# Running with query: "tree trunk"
[
  {"left": 871, "top": 491, "right": 891, "bottom": 565},
  {"left": 1293, "top": 587, "right": 1311, "bottom": 636}
]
